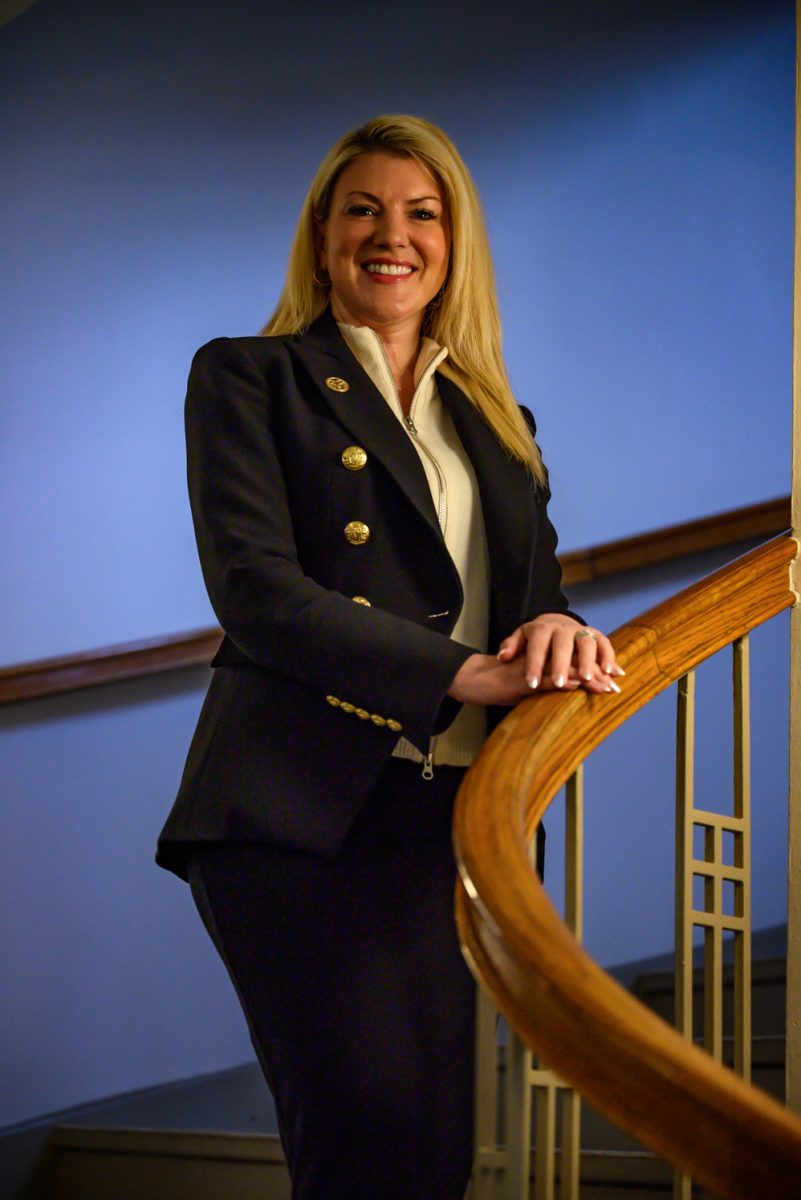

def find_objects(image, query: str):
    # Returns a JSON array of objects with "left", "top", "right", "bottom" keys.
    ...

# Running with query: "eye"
[
  {"left": 411, "top": 208, "right": 438, "bottom": 221},
  {"left": 346, "top": 204, "right": 377, "bottom": 217}
]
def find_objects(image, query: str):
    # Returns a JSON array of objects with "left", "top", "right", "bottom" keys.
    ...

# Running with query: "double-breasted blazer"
[{"left": 156, "top": 308, "right": 574, "bottom": 880}]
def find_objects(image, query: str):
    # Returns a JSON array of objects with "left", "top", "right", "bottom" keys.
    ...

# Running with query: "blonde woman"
[{"left": 158, "top": 115, "right": 621, "bottom": 1200}]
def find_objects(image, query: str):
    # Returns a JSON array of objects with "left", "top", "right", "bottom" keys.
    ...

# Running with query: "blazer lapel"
[
  {"left": 438, "top": 374, "right": 539, "bottom": 635},
  {"left": 288, "top": 310, "right": 442, "bottom": 538},
  {"left": 288, "top": 311, "right": 540, "bottom": 633}
]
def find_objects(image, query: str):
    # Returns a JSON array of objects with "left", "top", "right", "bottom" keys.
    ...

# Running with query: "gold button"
[
  {"left": 340, "top": 701, "right": 356, "bottom": 713},
  {"left": 352, "top": 595, "right": 371, "bottom": 606},
  {"left": 370, "top": 714, "right": 387, "bottom": 727},
  {"left": 344, "top": 521, "right": 370, "bottom": 546},
  {"left": 386, "top": 718, "right": 403, "bottom": 732},
  {"left": 355, "top": 708, "right": 370, "bottom": 720},
  {"left": 326, "top": 695, "right": 340, "bottom": 707},
  {"left": 325, "top": 376, "right": 349, "bottom": 393},
  {"left": 341, "top": 445, "right": 368, "bottom": 471}
]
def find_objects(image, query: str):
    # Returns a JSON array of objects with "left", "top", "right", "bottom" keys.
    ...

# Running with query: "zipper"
[
  {"left": 369, "top": 332, "right": 446, "bottom": 779},
  {"left": 407, "top": 418, "right": 447, "bottom": 532},
  {"left": 372, "top": 332, "right": 448, "bottom": 534}
]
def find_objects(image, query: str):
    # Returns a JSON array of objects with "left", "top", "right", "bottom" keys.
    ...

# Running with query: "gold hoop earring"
[{"left": 313, "top": 268, "right": 330, "bottom": 287}]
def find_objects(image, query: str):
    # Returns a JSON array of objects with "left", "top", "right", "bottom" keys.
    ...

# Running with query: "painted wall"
[
  {"left": 0, "top": 0, "right": 794, "bottom": 1128},
  {"left": 1, "top": 669, "right": 254, "bottom": 1129},
  {"left": 1, "top": 0, "right": 792, "bottom": 664}
]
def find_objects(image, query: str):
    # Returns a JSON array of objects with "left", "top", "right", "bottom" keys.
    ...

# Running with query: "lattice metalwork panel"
[
  {"left": 673, "top": 639, "right": 753, "bottom": 1199},
  {"left": 472, "top": 769, "right": 584, "bottom": 1200}
]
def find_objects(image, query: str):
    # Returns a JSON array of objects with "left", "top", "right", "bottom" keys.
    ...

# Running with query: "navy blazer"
[{"left": 157, "top": 309, "right": 573, "bottom": 879}]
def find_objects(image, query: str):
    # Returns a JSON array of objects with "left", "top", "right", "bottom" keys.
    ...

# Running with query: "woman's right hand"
[{"left": 447, "top": 652, "right": 584, "bottom": 706}]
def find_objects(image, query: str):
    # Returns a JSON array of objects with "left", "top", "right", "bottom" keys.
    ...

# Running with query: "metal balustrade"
[{"left": 455, "top": 534, "right": 801, "bottom": 1200}]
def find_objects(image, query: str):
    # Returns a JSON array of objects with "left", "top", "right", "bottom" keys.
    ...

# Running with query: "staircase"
[
  {"left": 22, "top": 942, "right": 786, "bottom": 1200},
  {"left": 456, "top": 534, "right": 801, "bottom": 1200},
  {"left": 567, "top": 949, "right": 787, "bottom": 1198}
]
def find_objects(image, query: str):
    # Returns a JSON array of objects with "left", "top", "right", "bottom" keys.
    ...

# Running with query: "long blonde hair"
[{"left": 263, "top": 115, "right": 545, "bottom": 484}]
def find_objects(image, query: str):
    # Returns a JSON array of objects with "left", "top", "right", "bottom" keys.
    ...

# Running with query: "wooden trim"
[
  {"left": 0, "top": 628, "right": 221, "bottom": 706},
  {"left": 559, "top": 495, "right": 789, "bottom": 586},
  {"left": 0, "top": 495, "right": 789, "bottom": 708},
  {"left": 786, "top": 0, "right": 801, "bottom": 1116},
  {"left": 453, "top": 533, "right": 801, "bottom": 1200}
]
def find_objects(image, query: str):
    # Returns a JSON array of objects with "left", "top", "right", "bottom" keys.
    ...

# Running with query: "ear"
[{"left": 313, "top": 218, "right": 327, "bottom": 272}]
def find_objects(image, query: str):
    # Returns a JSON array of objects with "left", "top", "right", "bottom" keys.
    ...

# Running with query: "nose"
[{"left": 373, "top": 205, "right": 408, "bottom": 247}]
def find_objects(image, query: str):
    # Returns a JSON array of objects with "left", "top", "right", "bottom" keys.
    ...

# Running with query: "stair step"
[
  {"left": 47, "top": 1125, "right": 717, "bottom": 1200},
  {"left": 47, "top": 1126, "right": 290, "bottom": 1200},
  {"left": 631, "top": 957, "right": 786, "bottom": 1037}
]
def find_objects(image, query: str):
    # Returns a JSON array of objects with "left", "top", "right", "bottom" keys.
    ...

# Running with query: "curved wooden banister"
[{"left": 453, "top": 533, "right": 801, "bottom": 1199}]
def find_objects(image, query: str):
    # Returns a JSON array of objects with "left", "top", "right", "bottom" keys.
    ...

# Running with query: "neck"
[
  {"left": 332, "top": 302, "right": 422, "bottom": 413},
  {"left": 377, "top": 326, "right": 420, "bottom": 413}
]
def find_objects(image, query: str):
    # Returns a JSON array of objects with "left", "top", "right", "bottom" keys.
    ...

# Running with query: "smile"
[{"left": 363, "top": 263, "right": 415, "bottom": 276}]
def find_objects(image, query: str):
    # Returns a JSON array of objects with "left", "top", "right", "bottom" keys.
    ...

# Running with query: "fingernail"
[
  {"left": 553, "top": 674, "right": 565, "bottom": 688},
  {"left": 603, "top": 661, "right": 613, "bottom": 673},
  {"left": 581, "top": 671, "right": 592, "bottom": 682},
  {"left": 607, "top": 680, "right": 622, "bottom": 694},
  {"left": 528, "top": 676, "right": 539, "bottom": 689}
]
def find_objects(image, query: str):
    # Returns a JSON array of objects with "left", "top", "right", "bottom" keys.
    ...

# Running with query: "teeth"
[{"left": 364, "top": 263, "right": 413, "bottom": 276}]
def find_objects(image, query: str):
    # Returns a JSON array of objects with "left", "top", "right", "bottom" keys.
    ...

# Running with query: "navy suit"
[
  {"left": 156, "top": 308, "right": 574, "bottom": 1198},
  {"left": 157, "top": 307, "right": 572, "bottom": 879}
]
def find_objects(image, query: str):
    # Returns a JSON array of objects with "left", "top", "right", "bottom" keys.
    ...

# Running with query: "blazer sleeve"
[
  {"left": 527, "top": 485, "right": 580, "bottom": 622},
  {"left": 185, "top": 336, "right": 474, "bottom": 751}
]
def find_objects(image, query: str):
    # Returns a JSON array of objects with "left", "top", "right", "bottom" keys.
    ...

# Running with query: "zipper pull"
[
  {"left": 404, "top": 413, "right": 417, "bottom": 434},
  {"left": 421, "top": 748, "right": 434, "bottom": 781}
]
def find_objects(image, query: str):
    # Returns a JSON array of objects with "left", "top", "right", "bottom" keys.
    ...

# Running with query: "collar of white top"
[{"left": 337, "top": 322, "right": 449, "bottom": 409}]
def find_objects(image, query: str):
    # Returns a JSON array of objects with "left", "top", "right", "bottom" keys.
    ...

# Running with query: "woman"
[{"left": 157, "top": 114, "right": 621, "bottom": 1200}]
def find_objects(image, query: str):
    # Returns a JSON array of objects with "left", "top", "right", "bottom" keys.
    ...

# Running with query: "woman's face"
[{"left": 317, "top": 152, "right": 450, "bottom": 338}]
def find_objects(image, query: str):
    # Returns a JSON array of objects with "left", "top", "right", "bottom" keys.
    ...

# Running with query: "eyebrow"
[{"left": 344, "top": 190, "right": 442, "bottom": 204}]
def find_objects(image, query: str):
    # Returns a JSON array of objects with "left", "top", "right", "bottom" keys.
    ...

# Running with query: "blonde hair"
[{"left": 263, "top": 115, "right": 545, "bottom": 484}]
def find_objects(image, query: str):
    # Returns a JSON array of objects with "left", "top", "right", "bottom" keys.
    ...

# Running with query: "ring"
[{"left": 575, "top": 630, "right": 595, "bottom": 639}]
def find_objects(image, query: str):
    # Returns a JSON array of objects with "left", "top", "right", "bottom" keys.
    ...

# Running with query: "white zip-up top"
[{"left": 338, "top": 322, "right": 490, "bottom": 769}]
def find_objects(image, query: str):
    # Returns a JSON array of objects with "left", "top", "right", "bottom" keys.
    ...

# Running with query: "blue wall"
[
  {"left": 0, "top": 0, "right": 794, "bottom": 1129},
  {"left": 1, "top": 670, "right": 254, "bottom": 1129},
  {"left": 1, "top": 0, "right": 792, "bottom": 663}
]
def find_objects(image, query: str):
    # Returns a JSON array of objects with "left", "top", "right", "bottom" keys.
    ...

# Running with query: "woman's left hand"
[{"left": 497, "top": 613, "right": 624, "bottom": 695}]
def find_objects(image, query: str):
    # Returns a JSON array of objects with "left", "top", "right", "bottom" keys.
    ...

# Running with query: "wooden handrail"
[
  {"left": 0, "top": 495, "right": 789, "bottom": 707},
  {"left": 454, "top": 533, "right": 801, "bottom": 1199}
]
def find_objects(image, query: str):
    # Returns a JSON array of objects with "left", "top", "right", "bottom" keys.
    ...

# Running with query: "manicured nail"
[
  {"left": 613, "top": 666, "right": 626, "bottom": 676},
  {"left": 607, "top": 680, "right": 622, "bottom": 694},
  {"left": 603, "top": 661, "right": 614, "bottom": 673},
  {"left": 528, "top": 676, "right": 539, "bottom": 690},
  {"left": 553, "top": 674, "right": 565, "bottom": 689},
  {"left": 581, "top": 671, "right": 593, "bottom": 682}
]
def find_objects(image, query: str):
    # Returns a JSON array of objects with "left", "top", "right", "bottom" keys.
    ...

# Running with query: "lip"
[{"left": 360, "top": 257, "right": 417, "bottom": 283}]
